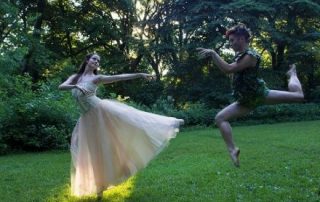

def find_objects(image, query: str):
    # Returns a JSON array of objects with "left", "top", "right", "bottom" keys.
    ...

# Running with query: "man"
[{"left": 197, "top": 23, "right": 304, "bottom": 167}]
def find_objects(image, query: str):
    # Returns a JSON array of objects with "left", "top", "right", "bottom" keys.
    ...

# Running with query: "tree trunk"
[
  {"left": 130, "top": 54, "right": 143, "bottom": 72},
  {"left": 275, "top": 42, "right": 285, "bottom": 70},
  {"left": 146, "top": 54, "right": 161, "bottom": 81},
  {"left": 270, "top": 50, "right": 277, "bottom": 70},
  {"left": 21, "top": 0, "right": 46, "bottom": 81}
]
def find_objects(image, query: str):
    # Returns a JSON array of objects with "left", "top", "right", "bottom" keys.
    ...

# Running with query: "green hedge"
[
  {"left": 126, "top": 97, "right": 320, "bottom": 127},
  {"left": 0, "top": 75, "right": 78, "bottom": 154},
  {"left": 0, "top": 75, "right": 319, "bottom": 154}
]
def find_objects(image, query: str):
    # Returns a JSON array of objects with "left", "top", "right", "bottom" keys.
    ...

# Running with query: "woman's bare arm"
[{"left": 95, "top": 73, "right": 154, "bottom": 84}]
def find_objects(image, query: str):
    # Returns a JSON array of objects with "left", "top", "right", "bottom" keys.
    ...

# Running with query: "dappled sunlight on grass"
[
  {"left": 103, "top": 177, "right": 136, "bottom": 201},
  {"left": 46, "top": 176, "right": 136, "bottom": 201},
  {"left": 1, "top": 121, "right": 320, "bottom": 201}
]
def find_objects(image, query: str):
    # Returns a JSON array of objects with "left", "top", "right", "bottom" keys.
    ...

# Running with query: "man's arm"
[
  {"left": 197, "top": 48, "right": 257, "bottom": 74},
  {"left": 211, "top": 51, "right": 257, "bottom": 74}
]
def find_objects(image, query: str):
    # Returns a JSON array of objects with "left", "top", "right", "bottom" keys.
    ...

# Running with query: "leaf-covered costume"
[{"left": 232, "top": 49, "right": 269, "bottom": 108}]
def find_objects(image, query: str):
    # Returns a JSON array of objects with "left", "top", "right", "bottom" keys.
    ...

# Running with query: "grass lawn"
[{"left": 1, "top": 120, "right": 319, "bottom": 202}]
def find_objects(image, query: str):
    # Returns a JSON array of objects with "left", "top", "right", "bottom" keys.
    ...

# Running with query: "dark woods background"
[{"left": 1, "top": 0, "right": 320, "bottom": 154}]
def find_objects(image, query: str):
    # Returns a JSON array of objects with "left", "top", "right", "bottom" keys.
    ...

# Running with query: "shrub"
[
  {"left": 0, "top": 75, "right": 78, "bottom": 154},
  {"left": 1, "top": 74, "right": 319, "bottom": 155}
]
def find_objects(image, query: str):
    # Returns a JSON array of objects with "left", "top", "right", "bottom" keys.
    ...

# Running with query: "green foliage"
[
  {"left": 1, "top": 0, "right": 320, "bottom": 154},
  {"left": 110, "top": 80, "right": 165, "bottom": 106},
  {"left": 120, "top": 95, "right": 320, "bottom": 127},
  {"left": 309, "top": 85, "right": 320, "bottom": 102},
  {"left": 2, "top": 0, "right": 320, "bottom": 104},
  {"left": 237, "top": 103, "right": 320, "bottom": 125},
  {"left": 0, "top": 48, "right": 28, "bottom": 75},
  {"left": 0, "top": 73, "right": 319, "bottom": 155},
  {"left": 0, "top": 75, "right": 77, "bottom": 154}
]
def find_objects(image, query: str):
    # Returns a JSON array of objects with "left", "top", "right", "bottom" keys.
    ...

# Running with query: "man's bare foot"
[
  {"left": 286, "top": 64, "right": 297, "bottom": 77},
  {"left": 229, "top": 148, "right": 240, "bottom": 167}
]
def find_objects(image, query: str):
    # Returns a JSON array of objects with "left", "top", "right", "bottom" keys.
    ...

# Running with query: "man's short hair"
[{"left": 226, "top": 23, "right": 251, "bottom": 41}]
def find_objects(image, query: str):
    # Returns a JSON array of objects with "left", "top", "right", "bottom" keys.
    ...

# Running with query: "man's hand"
[{"left": 196, "top": 48, "right": 216, "bottom": 59}]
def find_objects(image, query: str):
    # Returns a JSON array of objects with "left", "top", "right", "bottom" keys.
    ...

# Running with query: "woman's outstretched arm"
[{"left": 96, "top": 73, "right": 154, "bottom": 84}]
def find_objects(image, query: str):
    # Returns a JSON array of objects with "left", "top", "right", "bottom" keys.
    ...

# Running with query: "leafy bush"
[
  {"left": 0, "top": 75, "right": 78, "bottom": 154},
  {"left": 309, "top": 86, "right": 320, "bottom": 102},
  {"left": 1, "top": 74, "right": 319, "bottom": 155},
  {"left": 124, "top": 97, "right": 216, "bottom": 126},
  {"left": 233, "top": 103, "right": 320, "bottom": 126}
]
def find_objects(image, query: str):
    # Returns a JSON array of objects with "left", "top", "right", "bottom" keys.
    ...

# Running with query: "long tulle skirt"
[{"left": 70, "top": 99, "right": 182, "bottom": 196}]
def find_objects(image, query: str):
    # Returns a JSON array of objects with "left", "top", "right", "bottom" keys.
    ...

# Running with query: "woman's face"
[{"left": 87, "top": 54, "right": 100, "bottom": 70}]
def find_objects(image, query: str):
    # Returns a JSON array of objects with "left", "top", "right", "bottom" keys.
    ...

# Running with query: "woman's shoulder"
[
  {"left": 245, "top": 49, "right": 260, "bottom": 59},
  {"left": 93, "top": 74, "right": 111, "bottom": 84}
]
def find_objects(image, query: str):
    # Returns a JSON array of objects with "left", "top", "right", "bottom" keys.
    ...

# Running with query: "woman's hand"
[
  {"left": 140, "top": 73, "right": 155, "bottom": 81},
  {"left": 75, "top": 85, "right": 90, "bottom": 95},
  {"left": 196, "top": 48, "right": 216, "bottom": 59}
]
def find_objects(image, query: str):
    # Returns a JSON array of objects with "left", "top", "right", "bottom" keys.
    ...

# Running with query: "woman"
[
  {"left": 197, "top": 23, "right": 304, "bottom": 167},
  {"left": 59, "top": 53, "right": 184, "bottom": 197}
]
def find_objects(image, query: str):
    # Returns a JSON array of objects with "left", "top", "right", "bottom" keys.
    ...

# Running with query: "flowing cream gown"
[{"left": 70, "top": 81, "right": 183, "bottom": 196}]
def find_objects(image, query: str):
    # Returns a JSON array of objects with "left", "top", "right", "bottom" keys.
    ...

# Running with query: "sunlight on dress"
[{"left": 70, "top": 81, "right": 183, "bottom": 196}]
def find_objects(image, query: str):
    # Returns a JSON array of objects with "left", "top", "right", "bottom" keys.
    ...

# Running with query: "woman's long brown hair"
[{"left": 71, "top": 53, "right": 99, "bottom": 84}]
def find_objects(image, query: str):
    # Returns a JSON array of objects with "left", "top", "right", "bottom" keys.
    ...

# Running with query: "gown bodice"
[{"left": 72, "top": 82, "right": 100, "bottom": 113}]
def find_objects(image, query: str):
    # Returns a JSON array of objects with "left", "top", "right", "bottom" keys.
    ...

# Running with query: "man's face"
[{"left": 228, "top": 34, "right": 245, "bottom": 52}]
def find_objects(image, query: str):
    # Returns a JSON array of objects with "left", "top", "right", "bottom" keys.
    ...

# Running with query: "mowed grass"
[{"left": 1, "top": 121, "right": 319, "bottom": 202}]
